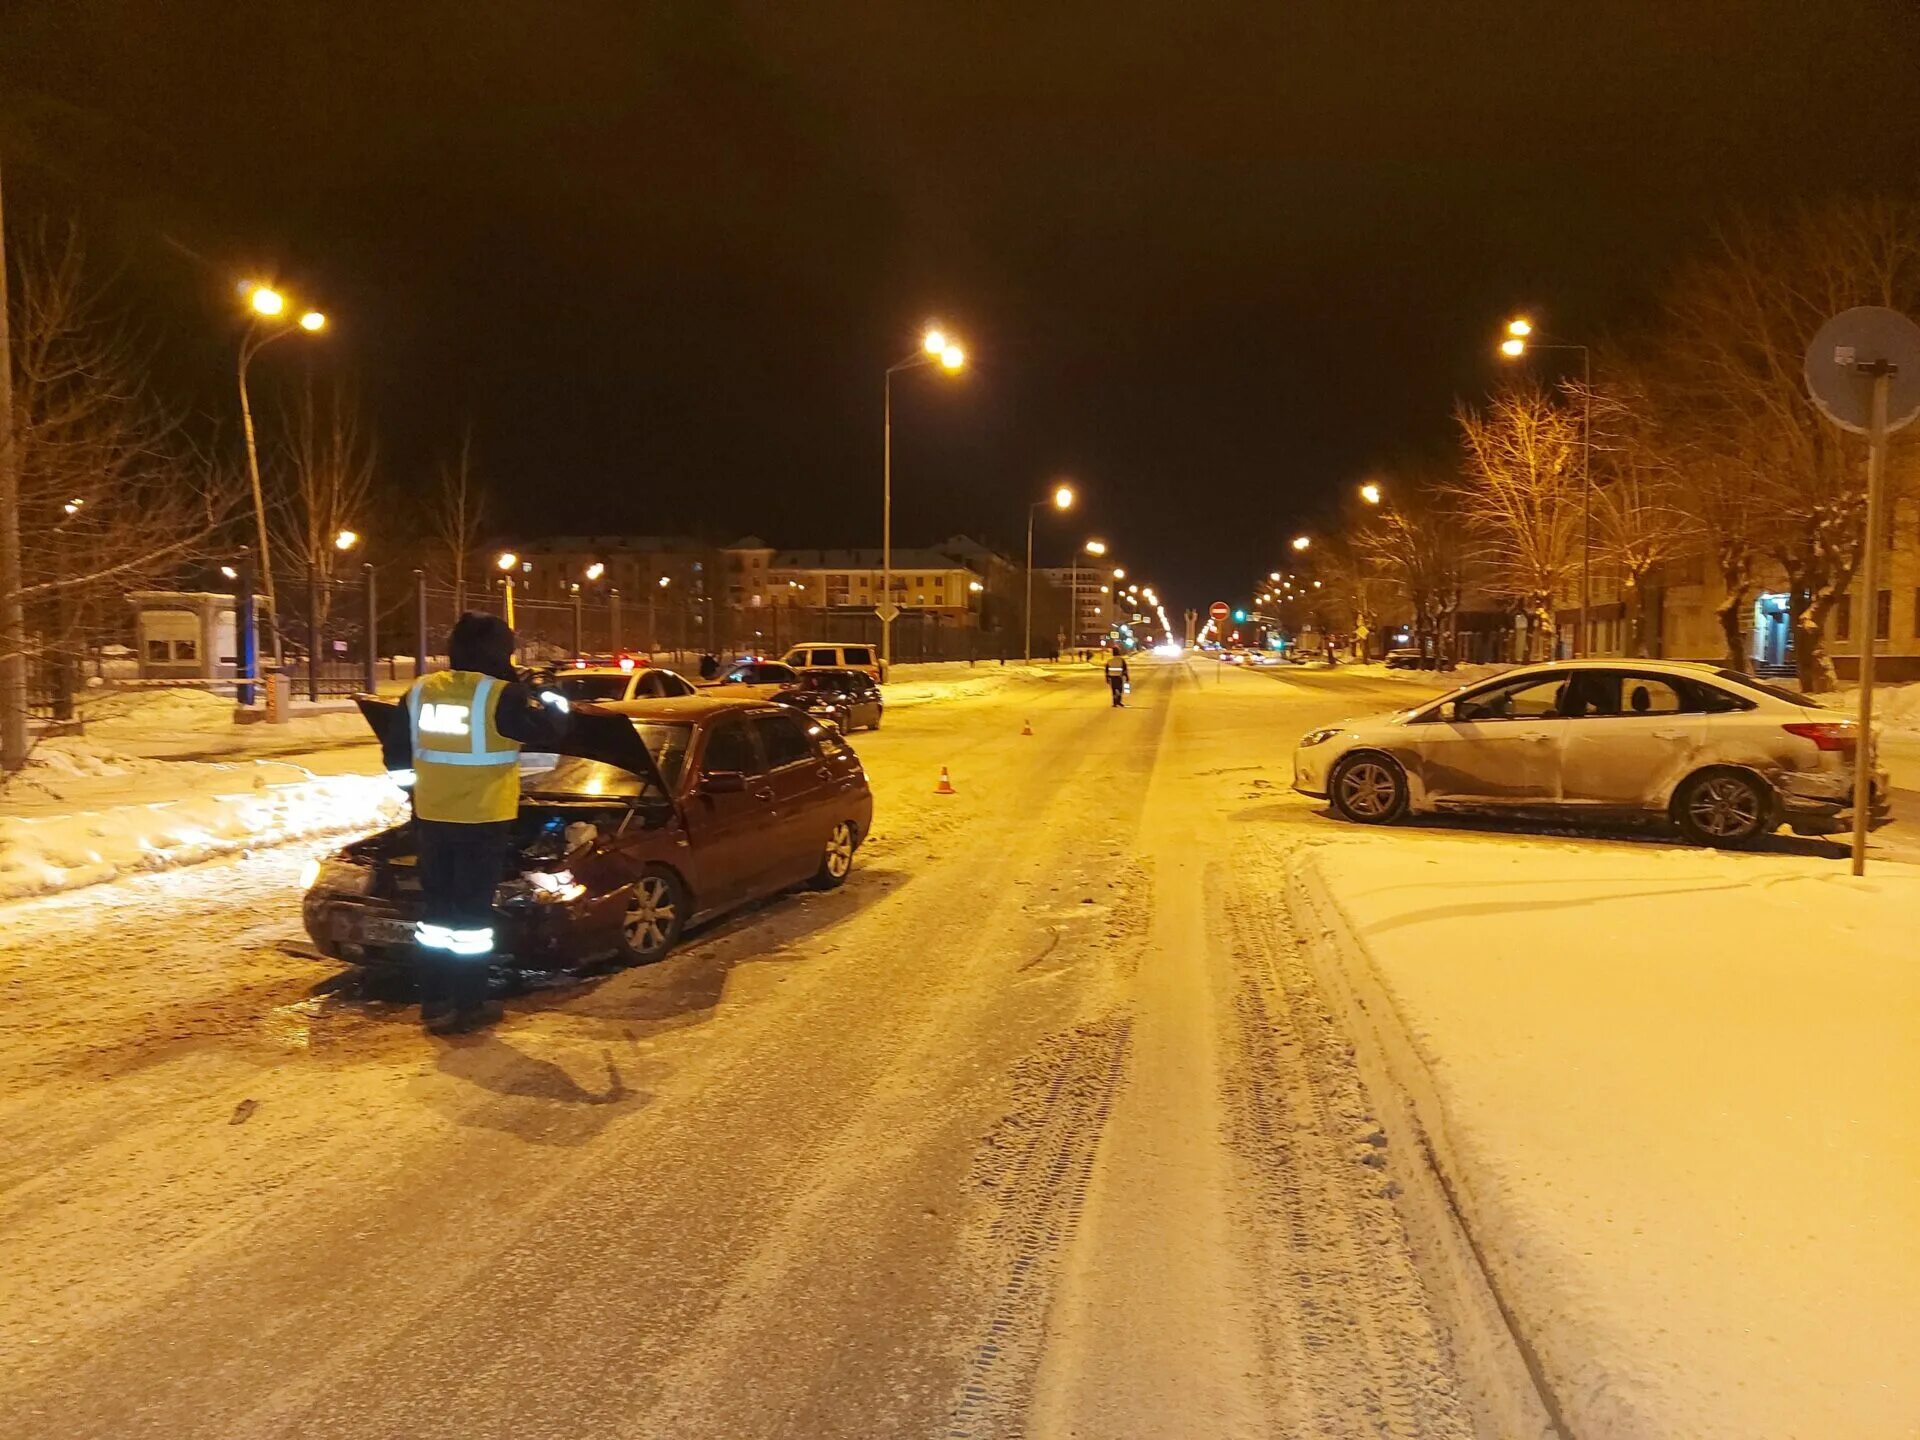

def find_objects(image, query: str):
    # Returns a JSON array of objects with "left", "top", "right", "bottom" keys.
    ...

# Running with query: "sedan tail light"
[{"left": 1781, "top": 721, "right": 1858, "bottom": 753}]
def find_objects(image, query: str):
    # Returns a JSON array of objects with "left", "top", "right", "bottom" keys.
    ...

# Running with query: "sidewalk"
[{"left": 1290, "top": 834, "right": 1920, "bottom": 1439}]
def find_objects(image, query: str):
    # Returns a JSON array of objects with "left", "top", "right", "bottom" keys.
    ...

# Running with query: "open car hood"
[{"left": 356, "top": 695, "right": 672, "bottom": 800}]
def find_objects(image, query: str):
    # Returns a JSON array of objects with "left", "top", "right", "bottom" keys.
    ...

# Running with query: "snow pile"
[
  {"left": 1819, "top": 680, "right": 1920, "bottom": 739},
  {"left": 80, "top": 685, "right": 234, "bottom": 735},
  {"left": 1337, "top": 660, "right": 1513, "bottom": 690},
  {"left": 1293, "top": 836, "right": 1920, "bottom": 1440},
  {"left": 0, "top": 773, "right": 403, "bottom": 902},
  {"left": 884, "top": 662, "right": 1058, "bottom": 709}
]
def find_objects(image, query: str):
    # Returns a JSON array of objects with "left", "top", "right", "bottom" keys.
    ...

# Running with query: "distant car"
[
  {"left": 704, "top": 660, "right": 804, "bottom": 699},
  {"left": 542, "top": 663, "right": 699, "bottom": 703},
  {"left": 303, "top": 695, "right": 873, "bottom": 971},
  {"left": 1292, "top": 658, "right": 1890, "bottom": 847},
  {"left": 1384, "top": 647, "right": 1437, "bottom": 669},
  {"left": 771, "top": 667, "right": 884, "bottom": 732},
  {"left": 781, "top": 643, "right": 884, "bottom": 683}
]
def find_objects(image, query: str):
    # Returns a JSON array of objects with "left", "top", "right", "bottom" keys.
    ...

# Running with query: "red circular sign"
[{"left": 1209, "top": 601, "right": 1230, "bottom": 620}]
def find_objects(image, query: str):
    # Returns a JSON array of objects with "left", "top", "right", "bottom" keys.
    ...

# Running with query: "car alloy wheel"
[
  {"left": 620, "top": 869, "right": 685, "bottom": 962},
  {"left": 1678, "top": 771, "right": 1768, "bottom": 846},
  {"left": 1330, "top": 753, "right": 1407, "bottom": 825},
  {"left": 814, "top": 821, "right": 856, "bottom": 889}
]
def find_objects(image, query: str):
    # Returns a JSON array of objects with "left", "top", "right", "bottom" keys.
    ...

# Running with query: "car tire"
[
  {"left": 617, "top": 866, "right": 687, "bottom": 964},
  {"left": 813, "top": 820, "right": 858, "bottom": 889},
  {"left": 1673, "top": 768, "right": 1772, "bottom": 848},
  {"left": 1328, "top": 751, "right": 1409, "bottom": 825}
]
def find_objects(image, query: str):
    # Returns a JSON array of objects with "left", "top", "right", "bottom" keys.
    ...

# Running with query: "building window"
[
  {"left": 1876, "top": 588, "right": 1892, "bottom": 641},
  {"left": 1836, "top": 595, "right": 1852, "bottom": 641}
]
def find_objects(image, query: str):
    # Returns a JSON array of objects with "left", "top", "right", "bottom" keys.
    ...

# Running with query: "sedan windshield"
[{"left": 519, "top": 721, "right": 693, "bottom": 802}]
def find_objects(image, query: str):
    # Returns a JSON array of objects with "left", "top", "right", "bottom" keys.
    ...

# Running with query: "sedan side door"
[
  {"left": 680, "top": 716, "right": 774, "bottom": 912},
  {"left": 750, "top": 711, "right": 834, "bottom": 889},
  {"left": 1407, "top": 671, "right": 1571, "bottom": 809},
  {"left": 1557, "top": 671, "right": 1706, "bottom": 814}
]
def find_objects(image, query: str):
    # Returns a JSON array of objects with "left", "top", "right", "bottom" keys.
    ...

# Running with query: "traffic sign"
[
  {"left": 1209, "top": 600, "right": 1230, "bottom": 621},
  {"left": 874, "top": 602, "right": 901, "bottom": 623},
  {"left": 1804, "top": 306, "right": 1920, "bottom": 436}
]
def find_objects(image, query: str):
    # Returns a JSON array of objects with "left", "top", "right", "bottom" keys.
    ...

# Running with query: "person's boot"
[{"left": 446, "top": 999, "right": 505, "bottom": 1034}]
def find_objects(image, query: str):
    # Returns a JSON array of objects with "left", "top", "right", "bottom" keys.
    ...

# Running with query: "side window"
[
  {"left": 702, "top": 720, "right": 761, "bottom": 775},
  {"left": 844, "top": 646, "right": 873, "bottom": 667},
  {"left": 1616, "top": 675, "right": 1688, "bottom": 716},
  {"left": 754, "top": 713, "right": 816, "bottom": 769},
  {"left": 666, "top": 672, "right": 696, "bottom": 696},
  {"left": 1456, "top": 674, "right": 1567, "bottom": 721},
  {"left": 723, "top": 664, "right": 752, "bottom": 684},
  {"left": 810, "top": 648, "right": 836, "bottom": 666}
]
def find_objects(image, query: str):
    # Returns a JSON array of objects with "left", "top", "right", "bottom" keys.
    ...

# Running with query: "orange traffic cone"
[
  {"left": 935, "top": 765, "right": 956, "bottom": 795},
  {"left": 1021, "top": 718, "right": 1033, "bottom": 736}
]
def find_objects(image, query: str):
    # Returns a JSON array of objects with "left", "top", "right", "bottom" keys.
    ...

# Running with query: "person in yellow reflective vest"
[{"left": 381, "top": 613, "right": 570, "bottom": 1033}]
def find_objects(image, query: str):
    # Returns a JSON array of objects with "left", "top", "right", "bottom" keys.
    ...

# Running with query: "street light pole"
[
  {"left": 881, "top": 327, "right": 965, "bottom": 679},
  {"left": 1500, "top": 320, "right": 1592, "bottom": 657},
  {"left": 0, "top": 157, "right": 26, "bottom": 769}
]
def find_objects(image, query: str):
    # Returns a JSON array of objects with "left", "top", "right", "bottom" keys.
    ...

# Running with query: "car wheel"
[
  {"left": 1329, "top": 751, "right": 1409, "bottom": 825},
  {"left": 618, "top": 866, "right": 686, "bottom": 963},
  {"left": 813, "top": 821, "right": 858, "bottom": 889},
  {"left": 1674, "top": 769, "right": 1771, "bottom": 848}
]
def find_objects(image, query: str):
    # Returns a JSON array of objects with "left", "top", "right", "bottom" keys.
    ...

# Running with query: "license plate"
[{"left": 335, "top": 912, "right": 415, "bottom": 947}]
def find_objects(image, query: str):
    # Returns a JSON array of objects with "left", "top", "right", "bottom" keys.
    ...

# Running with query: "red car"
[{"left": 302, "top": 695, "right": 873, "bottom": 971}]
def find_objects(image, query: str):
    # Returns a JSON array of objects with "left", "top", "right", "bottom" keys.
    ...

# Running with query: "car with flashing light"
[
  {"left": 301, "top": 694, "right": 873, "bottom": 972},
  {"left": 769, "top": 666, "right": 883, "bottom": 732},
  {"left": 780, "top": 643, "right": 884, "bottom": 683},
  {"left": 1292, "top": 658, "right": 1889, "bottom": 847},
  {"left": 540, "top": 661, "right": 700, "bottom": 703}
]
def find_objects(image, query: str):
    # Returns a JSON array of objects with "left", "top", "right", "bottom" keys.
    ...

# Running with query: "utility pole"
[{"left": 0, "top": 156, "right": 27, "bottom": 770}]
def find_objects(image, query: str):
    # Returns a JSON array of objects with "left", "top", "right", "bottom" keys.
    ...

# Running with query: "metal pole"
[
  {"left": 1850, "top": 367, "right": 1892, "bottom": 875},
  {"left": 1024, "top": 507, "right": 1035, "bottom": 665},
  {"left": 362, "top": 562, "right": 378, "bottom": 695},
  {"left": 413, "top": 568, "right": 427, "bottom": 680},
  {"left": 571, "top": 586, "right": 583, "bottom": 656},
  {"left": 881, "top": 371, "right": 893, "bottom": 678},
  {"left": 502, "top": 573, "right": 515, "bottom": 629},
  {"left": 235, "top": 554, "right": 258, "bottom": 706},
  {"left": 1579, "top": 346, "right": 1592, "bottom": 659},
  {"left": 648, "top": 583, "right": 658, "bottom": 659},
  {"left": 0, "top": 157, "right": 27, "bottom": 769},
  {"left": 236, "top": 341, "right": 285, "bottom": 668},
  {"left": 609, "top": 587, "right": 622, "bottom": 655},
  {"left": 306, "top": 566, "right": 320, "bottom": 701}
]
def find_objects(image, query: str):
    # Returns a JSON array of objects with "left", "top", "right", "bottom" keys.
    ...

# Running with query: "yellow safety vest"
[{"left": 407, "top": 670, "right": 522, "bottom": 823}]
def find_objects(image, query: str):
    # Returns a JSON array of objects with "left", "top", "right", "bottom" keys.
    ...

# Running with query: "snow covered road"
[{"left": 6, "top": 658, "right": 1908, "bottom": 1437}]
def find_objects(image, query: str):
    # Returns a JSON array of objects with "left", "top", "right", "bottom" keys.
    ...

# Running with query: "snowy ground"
[{"left": 1, "top": 658, "right": 1913, "bottom": 1437}]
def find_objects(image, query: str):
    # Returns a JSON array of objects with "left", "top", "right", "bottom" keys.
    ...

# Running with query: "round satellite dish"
[{"left": 1804, "top": 305, "right": 1920, "bottom": 435}]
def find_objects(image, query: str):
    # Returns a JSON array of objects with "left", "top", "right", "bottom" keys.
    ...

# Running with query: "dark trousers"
[
  {"left": 414, "top": 818, "right": 511, "bottom": 1015},
  {"left": 1109, "top": 677, "right": 1125, "bottom": 706}
]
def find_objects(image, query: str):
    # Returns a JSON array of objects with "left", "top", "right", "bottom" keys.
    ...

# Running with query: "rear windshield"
[
  {"left": 1712, "top": 669, "right": 1820, "bottom": 708},
  {"left": 549, "top": 673, "right": 632, "bottom": 701}
]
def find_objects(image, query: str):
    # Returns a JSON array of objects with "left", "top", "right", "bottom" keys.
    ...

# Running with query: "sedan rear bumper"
[{"left": 1776, "top": 767, "right": 1893, "bottom": 835}]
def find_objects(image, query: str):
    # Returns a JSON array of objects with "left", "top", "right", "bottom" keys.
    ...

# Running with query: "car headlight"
[
  {"left": 526, "top": 869, "right": 587, "bottom": 903},
  {"left": 1299, "top": 727, "right": 1343, "bottom": 748}
]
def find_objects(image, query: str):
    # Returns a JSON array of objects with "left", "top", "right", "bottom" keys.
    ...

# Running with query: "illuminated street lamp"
[
  {"left": 1291, "top": 535, "right": 1311, "bottom": 552},
  {"left": 236, "top": 280, "right": 328, "bottom": 665},
  {"left": 1025, "top": 481, "right": 1075, "bottom": 663},
  {"left": 1359, "top": 481, "right": 1383, "bottom": 506},
  {"left": 585, "top": 561, "right": 605, "bottom": 582},
  {"left": 1498, "top": 314, "right": 1593, "bottom": 654},
  {"left": 1084, "top": 539, "right": 1107, "bottom": 556},
  {"left": 1113, "top": 567, "right": 1126, "bottom": 580},
  {"left": 883, "top": 321, "right": 968, "bottom": 675},
  {"left": 496, "top": 550, "right": 519, "bottom": 626},
  {"left": 333, "top": 529, "right": 359, "bottom": 551}
]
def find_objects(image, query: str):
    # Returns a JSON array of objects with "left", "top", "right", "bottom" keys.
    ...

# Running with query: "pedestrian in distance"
[
  {"left": 1103, "top": 647, "right": 1130, "bottom": 707},
  {"left": 699, "top": 651, "right": 720, "bottom": 681},
  {"left": 380, "top": 613, "right": 573, "bottom": 1034}
]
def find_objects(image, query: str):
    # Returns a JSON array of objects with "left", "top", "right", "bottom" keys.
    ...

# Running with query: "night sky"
[{"left": 6, "top": 2, "right": 1920, "bottom": 609}]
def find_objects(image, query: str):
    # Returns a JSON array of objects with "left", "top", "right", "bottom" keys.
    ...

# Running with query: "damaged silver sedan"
[{"left": 1293, "top": 659, "right": 1890, "bottom": 846}]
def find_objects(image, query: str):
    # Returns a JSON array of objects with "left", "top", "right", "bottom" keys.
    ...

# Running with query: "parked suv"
[{"left": 781, "top": 643, "right": 884, "bottom": 683}]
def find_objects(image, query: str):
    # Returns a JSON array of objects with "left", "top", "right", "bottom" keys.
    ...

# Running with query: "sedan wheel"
[
  {"left": 1676, "top": 770, "right": 1770, "bottom": 848},
  {"left": 1329, "top": 752, "right": 1408, "bottom": 825},
  {"left": 618, "top": 867, "right": 686, "bottom": 963},
  {"left": 813, "top": 821, "right": 857, "bottom": 889}
]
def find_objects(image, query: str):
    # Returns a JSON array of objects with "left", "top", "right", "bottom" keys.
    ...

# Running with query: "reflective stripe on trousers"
[{"left": 415, "top": 921, "right": 495, "bottom": 957}]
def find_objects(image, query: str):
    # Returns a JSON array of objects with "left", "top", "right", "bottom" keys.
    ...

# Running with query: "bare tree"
[
  {"left": 1453, "top": 381, "right": 1583, "bottom": 659},
  {"left": 1352, "top": 472, "right": 1472, "bottom": 660},
  {"left": 1660, "top": 198, "right": 1920, "bottom": 690},
  {"left": 5, "top": 222, "right": 235, "bottom": 740},
  {"left": 271, "top": 376, "right": 375, "bottom": 648},
  {"left": 1573, "top": 374, "right": 1698, "bottom": 657},
  {"left": 427, "top": 426, "right": 486, "bottom": 612}
]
